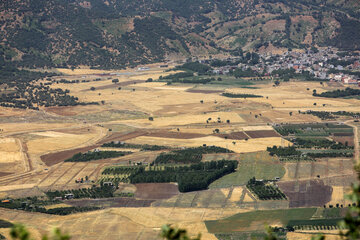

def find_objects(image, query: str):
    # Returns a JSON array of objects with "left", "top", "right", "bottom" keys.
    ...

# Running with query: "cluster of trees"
[
  {"left": 129, "top": 160, "right": 238, "bottom": 192},
  {"left": 222, "top": 93, "right": 263, "bottom": 98},
  {"left": 307, "top": 152, "right": 353, "bottom": 158},
  {"left": 166, "top": 77, "right": 214, "bottom": 84},
  {"left": 0, "top": 196, "right": 100, "bottom": 215},
  {"left": 162, "top": 72, "right": 194, "bottom": 80},
  {"left": 102, "top": 166, "right": 143, "bottom": 176},
  {"left": 247, "top": 178, "right": 287, "bottom": 200},
  {"left": 313, "top": 88, "right": 360, "bottom": 98},
  {"left": 292, "top": 138, "right": 353, "bottom": 150},
  {"left": 64, "top": 151, "right": 132, "bottom": 162},
  {"left": 232, "top": 68, "right": 258, "bottom": 78},
  {"left": 46, "top": 186, "right": 115, "bottom": 200},
  {"left": 37, "top": 206, "right": 100, "bottom": 215},
  {"left": 102, "top": 142, "right": 168, "bottom": 151},
  {"left": 175, "top": 62, "right": 212, "bottom": 74},
  {"left": 267, "top": 146, "right": 301, "bottom": 157},
  {"left": 153, "top": 146, "right": 233, "bottom": 164},
  {"left": 286, "top": 219, "right": 343, "bottom": 231}
]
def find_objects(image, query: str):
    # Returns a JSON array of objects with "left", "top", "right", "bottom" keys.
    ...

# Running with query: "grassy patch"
[
  {"left": 209, "top": 152, "right": 285, "bottom": 188},
  {"left": 206, "top": 208, "right": 317, "bottom": 233}
]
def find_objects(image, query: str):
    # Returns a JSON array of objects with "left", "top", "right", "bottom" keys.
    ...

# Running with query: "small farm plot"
[
  {"left": 278, "top": 180, "right": 332, "bottom": 207},
  {"left": 205, "top": 208, "right": 317, "bottom": 233},
  {"left": 209, "top": 152, "right": 285, "bottom": 189},
  {"left": 246, "top": 178, "right": 287, "bottom": 200}
]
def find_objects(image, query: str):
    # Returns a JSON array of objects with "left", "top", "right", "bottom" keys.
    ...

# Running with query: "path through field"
[{"left": 346, "top": 120, "right": 359, "bottom": 164}]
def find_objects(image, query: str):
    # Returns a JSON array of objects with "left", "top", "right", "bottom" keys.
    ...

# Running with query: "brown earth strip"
[
  {"left": 216, "top": 131, "right": 248, "bottom": 140},
  {"left": 331, "top": 136, "right": 354, "bottom": 146},
  {"left": 244, "top": 130, "right": 280, "bottom": 138},
  {"left": 278, "top": 180, "right": 332, "bottom": 208},
  {"left": 40, "top": 131, "right": 146, "bottom": 166},
  {"left": 0, "top": 172, "right": 12, "bottom": 177},
  {"left": 134, "top": 183, "right": 180, "bottom": 200}
]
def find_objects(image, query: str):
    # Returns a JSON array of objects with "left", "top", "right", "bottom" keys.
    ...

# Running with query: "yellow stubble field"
[{"left": 126, "top": 135, "right": 291, "bottom": 153}]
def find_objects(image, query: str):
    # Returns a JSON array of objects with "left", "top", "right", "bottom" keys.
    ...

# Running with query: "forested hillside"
[{"left": 0, "top": 0, "right": 359, "bottom": 69}]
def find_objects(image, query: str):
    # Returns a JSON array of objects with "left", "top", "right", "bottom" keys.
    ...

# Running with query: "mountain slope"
[{"left": 0, "top": 0, "right": 359, "bottom": 68}]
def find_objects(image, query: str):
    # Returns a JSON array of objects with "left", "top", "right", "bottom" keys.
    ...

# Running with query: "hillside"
[{"left": 0, "top": 0, "right": 360, "bottom": 69}]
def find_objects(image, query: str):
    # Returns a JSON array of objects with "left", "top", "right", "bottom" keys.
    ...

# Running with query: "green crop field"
[
  {"left": 205, "top": 208, "right": 317, "bottom": 233},
  {"left": 209, "top": 152, "right": 285, "bottom": 188}
]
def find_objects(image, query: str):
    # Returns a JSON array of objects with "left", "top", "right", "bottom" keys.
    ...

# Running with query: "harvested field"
[
  {"left": 278, "top": 180, "right": 332, "bottom": 208},
  {"left": 244, "top": 130, "right": 280, "bottom": 138},
  {"left": 145, "top": 131, "right": 206, "bottom": 139},
  {"left": 331, "top": 136, "right": 354, "bottom": 146},
  {"left": 40, "top": 130, "right": 145, "bottom": 166},
  {"left": 186, "top": 89, "right": 224, "bottom": 94},
  {"left": 217, "top": 131, "right": 248, "bottom": 140},
  {"left": 126, "top": 135, "right": 290, "bottom": 153},
  {"left": 134, "top": 183, "right": 180, "bottom": 200},
  {"left": 67, "top": 197, "right": 154, "bottom": 208}
]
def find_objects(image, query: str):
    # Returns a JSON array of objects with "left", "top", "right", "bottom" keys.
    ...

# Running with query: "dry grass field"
[{"left": 0, "top": 67, "right": 359, "bottom": 240}]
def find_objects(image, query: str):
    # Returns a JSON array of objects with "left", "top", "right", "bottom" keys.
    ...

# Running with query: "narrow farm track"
[{"left": 346, "top": 121, "right": 359, "bottom": 164}]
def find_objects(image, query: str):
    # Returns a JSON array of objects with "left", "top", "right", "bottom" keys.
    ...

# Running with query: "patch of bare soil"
[
  {"left": 244, "top": 130, "right": 280, "bottom": 138},
  {"left": 216, "top": 131, "right": 248, "bottom": 140},
  {"left": 41, "top": 131, "right": 146, "bottom": 166},
  {"left": 278, "top": 180, "right": 332, "bottom": 208},
  {"left": 134, "top": 183, "right": 180, "bottom": 200},
  {"left": 331, "top": 136, "right": 354, "bottom": 147}
]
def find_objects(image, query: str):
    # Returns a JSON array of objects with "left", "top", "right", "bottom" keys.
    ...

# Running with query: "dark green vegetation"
[
  {"left": 267, "top": 146, "right": 301, "bottom": 157},
  {"left": 1, "top": 1, "right": 360, "bottom": 69},
  {"left": 313, "top": 87, "right": 360, "bottom": 99},
  {"left": 102, "top": 141, "right": 169, "bottom": 151},
  {"left": 129, "top": 160, "right": 238, "bottom": 192},
  {"left": 46, "top": 186, "right": 120, "bottom": 200},
  {"left": 292, "top": 137, "right": 353, "bottom": 150},
  {"left": 0, "top": 197, "right": 99, "bottom": 215},
  {"left": 102, "top": 160, "right": 238, "bottom": 192},
  {"left": 64, "top": 151, "right": 132, "bottom": 162},
  {"left": 273, "top": 123, "right": 355, "bottom": 160},
  {"left": 0, "top": 219, "right": 13, "bottom": 228},
  {"left": 209, "top": 152, "right": 285, "bottom": 188},
  {"left": 246, "top": 177, "right": 287, "bottom": 200},
  {"left": 206, "top": 208, "right": 317, "bottom": 233},
  {"left": 303, "top": 110, "right": 360, "bottom": 120},
  {"left": 274, "top": 123, "right": 353, "bottom": 137},
  {"left": 222, "top": 93, "right": 263, "bottom": 98},
  {"left": 153, "top": 146, "right": 233, "bottom": 164}
]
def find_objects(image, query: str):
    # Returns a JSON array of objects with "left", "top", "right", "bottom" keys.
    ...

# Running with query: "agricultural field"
[{"left": 0, "top": 66, "right": 359, "bottom": 239}]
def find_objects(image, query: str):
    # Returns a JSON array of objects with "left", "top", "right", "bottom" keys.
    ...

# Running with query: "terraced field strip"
[
  {"left": 38, "top": 163, "right": 76, "bottom": 188},
  {"left": 222, "top": 187, "right": 234, "bottom": 208},
  {"left": 55, "top": 163, "right": 88, "bottom": 186},
  {"left": 88, "top": 163, "right": 107, "bottom": 180},
  {"left": 71, "top": 163, "right": 100, "bottom": 183}
]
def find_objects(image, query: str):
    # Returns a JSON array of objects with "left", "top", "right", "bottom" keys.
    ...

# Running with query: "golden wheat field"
[{"left": 0, "top": 66, "right": 358, "bottom": 240}]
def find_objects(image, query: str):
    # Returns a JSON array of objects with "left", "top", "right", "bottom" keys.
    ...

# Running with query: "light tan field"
[
  {"left": 0, "top": 67, "right": 359, "bottom": 240},
  {"left": 27, "top": 131, "right": 100, "bottom": 154},
  {"left": 120, "top": 111, "right": 245, "bottom": 127},
  {"left": 126, "top": 136, "right": 291, "bottom": 153}
]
